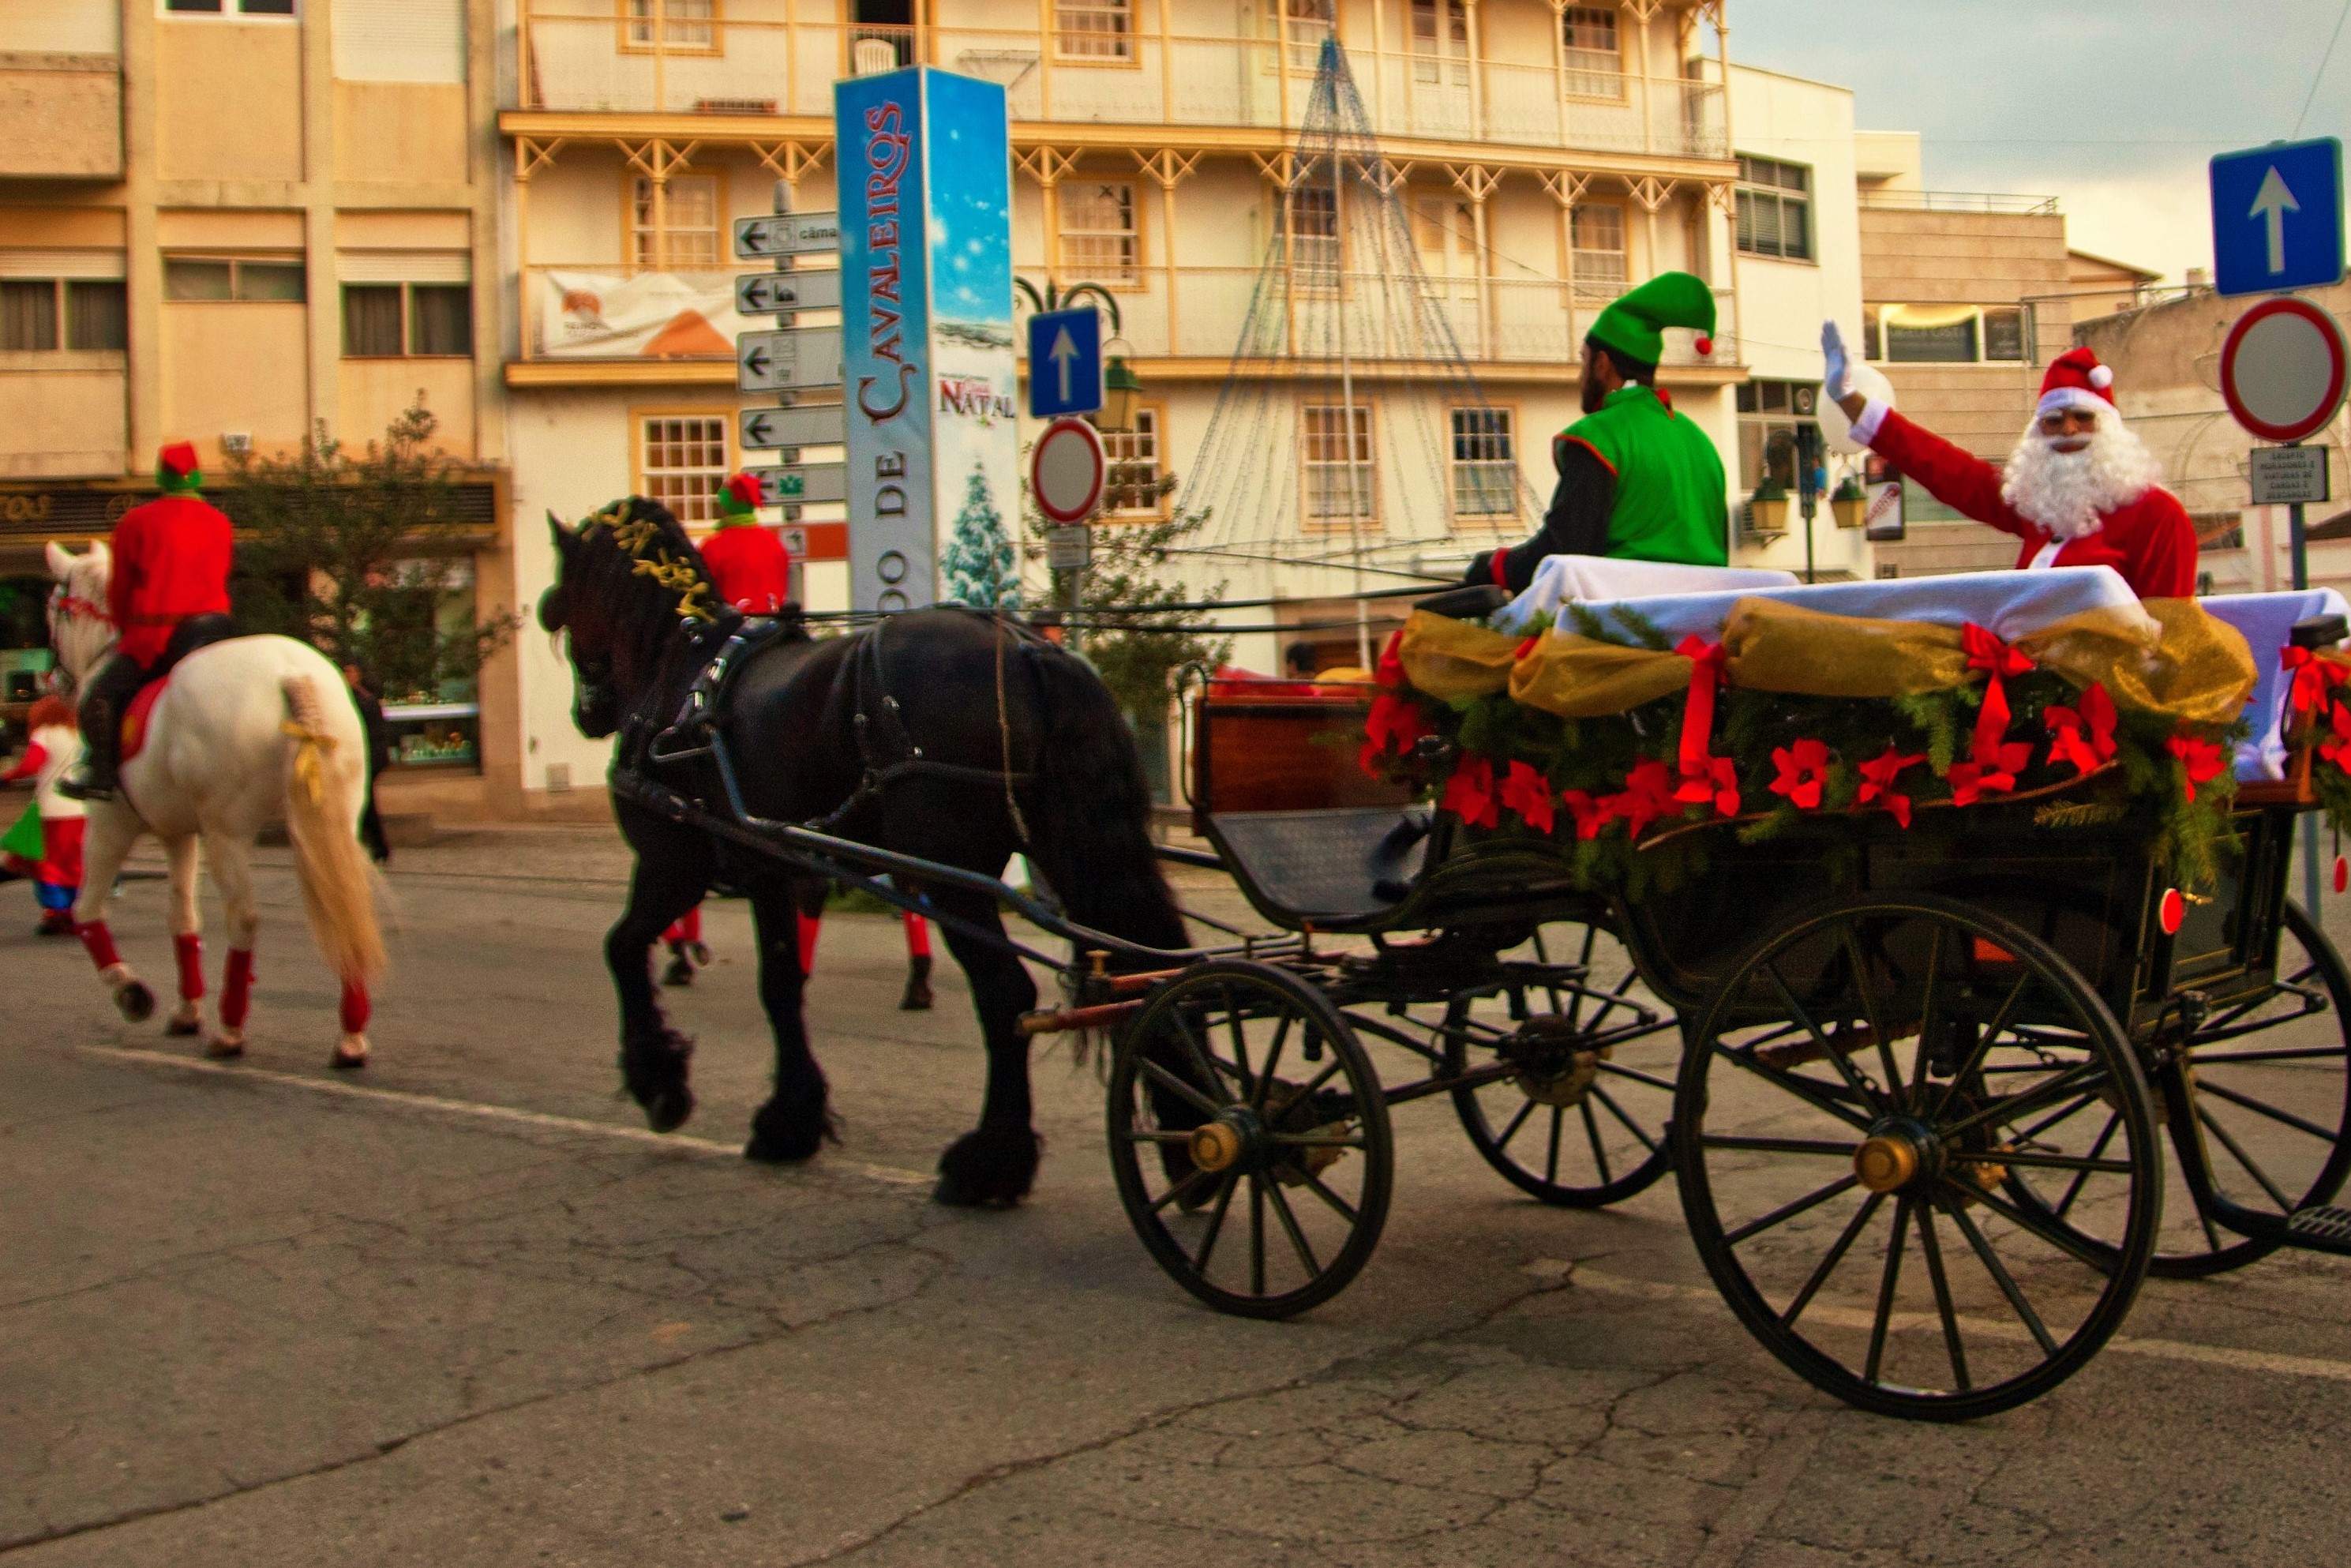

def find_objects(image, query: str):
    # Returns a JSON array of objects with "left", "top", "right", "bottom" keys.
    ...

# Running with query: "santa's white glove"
[{"left": 1820, "top": 319, "right": 1854, "bottom": 403}]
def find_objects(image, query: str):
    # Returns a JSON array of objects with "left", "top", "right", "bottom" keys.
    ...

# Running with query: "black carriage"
[{"left": 1087, "top": 662, "right": 2351, "bottom": 1421}]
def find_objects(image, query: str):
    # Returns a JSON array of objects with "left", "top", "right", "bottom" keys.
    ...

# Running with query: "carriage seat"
[{"left": 1205, "top": 806, "right": 1431, "bottom": 926}]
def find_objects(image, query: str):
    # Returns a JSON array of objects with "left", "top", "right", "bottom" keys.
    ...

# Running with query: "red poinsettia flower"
[
  {"left": 1561, "top": 789, "right": 1614, "bottom": 841},
  {"left": 2044, "top": 681, "right": 2119, "bottom": 778},
  {"left": 2322, "top": 701, "right": 2351, "bottom": 776},
  {"left": 1605, "top": 758, "right": 1682, "bottom": 841},
  {"left": 1674, "top": 753, "right": 1742, "bottom": 817},
  {"left": 2165, "top": 733, "right": 2226, "bottom": 804},
  {"left": 1856, "top": 745, "right": 1926, "bottom": 828},
  {"left": 1498, "top": 760, "right": 1556, "bottom": 835},
  {"left": 1441, "top": 754, "right": 1499, "bottom": 828},
  {"left": 1359, "top": 689, "right": 1431, "bottom": 777},
  {"left": 1374, "top": 628, "right": 1407, "bottom": 689},
  {"left": 2283, "top": 645, "right": 2349, "bottom": 715},
  {"left": 1768, "top": 738, "right": 1833, "bottom": 809}
]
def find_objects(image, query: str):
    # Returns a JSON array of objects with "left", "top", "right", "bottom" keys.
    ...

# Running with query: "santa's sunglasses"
[{"left": 2037, "top": 407, "right": 2099, "bottom": 439}]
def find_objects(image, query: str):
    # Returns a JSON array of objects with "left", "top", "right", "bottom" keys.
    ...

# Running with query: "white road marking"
[
  {"left": 71, "top": 1043, "right": 934, "bottom": 1187},
  {"left": 1529, "top": 1260, "right": 2351, "bottom": 1385}
]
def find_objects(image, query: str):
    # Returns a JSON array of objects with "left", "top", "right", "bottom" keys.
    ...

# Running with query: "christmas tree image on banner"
[{"left": 941, "top": 460, "right": 1021, "bottom": 610}]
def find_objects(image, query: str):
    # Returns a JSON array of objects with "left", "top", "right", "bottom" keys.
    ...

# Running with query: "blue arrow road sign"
[
  {"left": 1026, "top": 306, "right": 1103, "bottom": 419},
  {"left": 2210, "top": 138, "right": 2344, "bottom": 297}
]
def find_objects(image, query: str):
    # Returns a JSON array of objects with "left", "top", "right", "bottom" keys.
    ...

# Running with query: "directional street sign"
[
  {"left": 737, "top": 326, "right": 842, "bottom": 394},
  {"left": 1026, "top": 306, "right": 1104, "bottom": 419},
  {"left": 733, "top": 211, "right": 841, "bottom": 261},
  {"left": 745, "top": 463, "right": 848, "bottom": 506},
  {"left": 2220, "top": 295, "right": 2349, "bottom": 443},
  {"left": 2210, "top": 138, "right": 2344, "bottom": 297},
  {"left": 739, "top": 403, "right": 847, "bottom": 452},
  {"left": 1030, "top": 415, "right": 1106, "bottom": 523},
  {"left": 735, "top": 268, "right": 842, "bottom": 316}
]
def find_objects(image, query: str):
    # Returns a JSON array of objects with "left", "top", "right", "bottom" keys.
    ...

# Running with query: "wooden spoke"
[
  {"left": 1141, "top": 1058, "right": 1221, "bottom": 1117},
  {"left": 1724, "top": 1172, "right": 1861, "bottom": 1247},
  {"left": 1780, "top": 1191, "right": 1884, "bottom": 1330},
  {"left": 1864, "top": 1196, "right": 1912, "bottom": 1385},
  {"left": 1264, "top": 1177, "right": 1321, "bottom": 1280},
  {"left": 2195, "top": 1077, "right": 2342, "bottom": 1143},
  {"left": 1914, "top": 1202, "right": 1972, "bottom": 1393},
  {"left": 1942, "top": 1196, "right": 2059, "bottom": 1356}
]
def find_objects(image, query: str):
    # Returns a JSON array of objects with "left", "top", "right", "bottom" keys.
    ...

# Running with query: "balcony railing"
[
  {"left": 1858, "top": 189, "right": 2060, "bottom": 216},
  {"left": 516, "top": 261, "right": 1731, "bottom": 369},
  {"left": 516, "top": 2, "right": 1728, "bottom": 161}
]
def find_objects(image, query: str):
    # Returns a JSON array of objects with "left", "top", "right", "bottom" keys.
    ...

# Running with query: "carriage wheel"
[
  {"left": 1449, "top": 920, "right": 1679, "bottom": 1206},
  {"left": 1674, "top": 894, "right": 2161, "bottom": 1421},
  {"left": 1108, "top": 959, "right": 1393, "bottom": 1319}
]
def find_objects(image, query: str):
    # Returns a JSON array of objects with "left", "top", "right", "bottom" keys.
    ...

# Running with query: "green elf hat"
[
  {"left": 1585, "top": 271, "right": 1717, "bottom": 367},
  {"left": 714, "top": 471, "right": 763, "bottom": 523},
  {"left": 156, "top": 440, "right": 203, "bottom": 494}
]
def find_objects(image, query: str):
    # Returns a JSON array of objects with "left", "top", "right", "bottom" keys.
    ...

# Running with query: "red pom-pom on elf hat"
[{"left": 2036, "top": 347, "right": 2117, "bottom": 420}]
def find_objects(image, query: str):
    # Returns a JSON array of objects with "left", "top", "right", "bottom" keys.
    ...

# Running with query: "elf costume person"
[
  {"left": 60, "top": 441, "right": 238, "bottom": 801},
  {"left": 2, "top": 696, "right": 88, "bottom": 936},
  {"left": 1464, "top": 270, "right": 1729, "bottom": 592},
  {"left": 699, "top": 472, "right": 793, "bottom": 614},
  {"left": 1824, "top": 328, "right": 2196, "bottom": 599}
]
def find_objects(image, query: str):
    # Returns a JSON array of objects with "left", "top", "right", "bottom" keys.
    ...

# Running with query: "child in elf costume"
[{"left": 2, "top": 696, "right": 88, "bottom": 936}]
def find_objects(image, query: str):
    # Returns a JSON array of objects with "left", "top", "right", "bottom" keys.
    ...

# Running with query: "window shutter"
[
  {"left": 334, "top": 0, "right": 465, "bottom": 84},
  {"left": 338, "top": 250, "right": 471, "bottom": 284}
]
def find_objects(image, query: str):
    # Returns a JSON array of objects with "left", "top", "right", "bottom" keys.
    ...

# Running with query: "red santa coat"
[
  {"left": 109, "top": 493, "right": 234, "bottom": 664},
  {"left": 1867, "top": 410, "right": 2198, "bottom": 599},
  {"left": 700, "top": 521, "right": 792, "bottom": 614}
]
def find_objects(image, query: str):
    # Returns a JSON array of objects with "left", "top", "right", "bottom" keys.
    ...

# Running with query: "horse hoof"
[
  {"left": 932, "top": 1128, "right": 1044, "bottom": 1208},
  {"left": 114, "top": 981, "right": 156, "bottom": 1024},
  {"left": 644, "top": 1085, "right": 696, "bottom": 1135},
  {"left": 205, "top": 1035, "right": 246, "bottom": 1060},
  {"left": 330, "top": 1037, "right": 369, "bottom": 1071},
  {"left": 688, "top": 941, "right": 712, "bottom": 966},
  {"left": 898, "top": 980, "right": 934, "bottom": 1011},
  {"left": 744, "top": 1097, "right": 834, "bottom": 1163},
  {"left": 661, "top": 956, "right": 695, "bottom": 988}
]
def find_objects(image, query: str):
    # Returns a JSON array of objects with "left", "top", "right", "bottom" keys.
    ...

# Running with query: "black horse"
[{"left": 537, "top": 497, "right": 1189, "bottom": 1205}]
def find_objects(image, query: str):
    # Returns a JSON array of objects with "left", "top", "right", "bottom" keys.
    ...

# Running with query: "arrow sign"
[
  {"left": 737, "top": 326, "right": 842, "bottom": 393},
  {"left": 733, "top": 212, "right": 841, "bottom": 260},
  {"left": 1025, "top": 306, "right": 1103, "bottom": 419},
  {"left": 739, "top": 403, "right": 847, "bottom": 451},
  {"left": 2210, "top": 139, "right": 2344, "bottom": 297},
  {"left": 745, "top": 463, "right": 848, "bottom": 506},
  {"left": 735, "top": 268, "right": 842, "bottom": 316}
]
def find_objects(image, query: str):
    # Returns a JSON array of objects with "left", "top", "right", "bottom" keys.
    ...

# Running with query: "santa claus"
[{"left": 1822, "top": 324, "right": 2197, "bottom": 598}]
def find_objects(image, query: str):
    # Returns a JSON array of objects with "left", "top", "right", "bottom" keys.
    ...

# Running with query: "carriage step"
[{"left": 2285, "top": 1206, "right": 2351, "bottom": 1254}]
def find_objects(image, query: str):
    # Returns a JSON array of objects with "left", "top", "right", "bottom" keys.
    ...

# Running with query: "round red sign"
[
  {"left": 1030, "top": 417, "right": 1107, "bottom": 525},
  {"left": 2219, "top": 297, "right": 2349, "bottom": 445}
]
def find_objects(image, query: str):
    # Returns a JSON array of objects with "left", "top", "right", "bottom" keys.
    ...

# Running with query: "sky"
[{"left": 1731, "top": 0, "right": 2351, "bottom": 283}]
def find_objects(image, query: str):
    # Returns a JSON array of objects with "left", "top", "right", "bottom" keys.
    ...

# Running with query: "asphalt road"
[{"left": 5, "top": 827, "right": 2350, "bottom": 1566}]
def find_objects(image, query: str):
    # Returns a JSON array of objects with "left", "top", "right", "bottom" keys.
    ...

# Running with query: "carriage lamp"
[{"left": 1098, "top": 350, "right": 1144, "bottom": 433}]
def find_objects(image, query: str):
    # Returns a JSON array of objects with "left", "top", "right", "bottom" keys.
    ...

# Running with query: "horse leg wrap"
[
  {"left": 903, "top": 911, "right": 932, "bottom": 958},
  {"left": 79, "top": 920, "right": 121, "bottom": 973},
  {"left": 173, "top": 933, "right": 205, "bottom": 1000},
  {"left": 221, "top": 949, "right": 256, "bottom": 1030},
  {"left": 797, "top": 910, "right": 821, "bottom": 974},
  {"left": 339, "top": 981, "right": 371, "bottom": 1035}
]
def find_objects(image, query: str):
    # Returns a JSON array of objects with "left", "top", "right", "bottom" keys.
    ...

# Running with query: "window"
[
  {"left": 163, "top": 257, "right": 306, "bottom": 302},
  {"left": 1983, "top": 306, "right": 2028, "bottom": 362},
  {"left": 1410, "top": 0, "right": 1467, "bottom": 84},
  {"left": 1056, "top": 0, "right": 1133, "bottom": 60},
  {"left": 1449, "top": 408, "right": 1517, "bottom": 517},
  {"left": 1410, "top": 193, "right": 1476, "bottom": 297},
  {"left": 624, "top": 0, "right": 716, "bottom": 51},
  {"left": 1287, "top": 185, "right": 1340, "bottom": 287},
  {"left": 1735, "top": 156, "right": 1812, "bottom": 261},
  {"left": 1059, "top": 181, "right": 1140, "bottom": 284},
  {"left": 1569, "top": 204, "right": 1627, "bottom": 299},
  {"left": 1097, "top": 407, "right": 1165, "bottom": 516},
  {"left": 343, "top": 283, "right": 473, "bottom": 357},
  {"left": 1302, "top": 403, "right": 1375, "bottom": 523},
  {"left": 1278, "top": 0, "right": 1335, "bottom": 70},
  {"left": 163, "top": 1, "right": 298, "bottom": 15},
  {"left": 336, "top": 0, "right": 467, "bottom": 85},
  {"left": 638, "top": 414, "right": 730, "bottom": 526},
  {"left": 1562, "top": 6, "right": 1623, "bottom": 98},
  {"left": 630, "top": 173, "right": 722, "bottom": 269},
  {"left": 1734, "top": 379, "right": 1817, "bottom": 494},
  {"left": 1866, "top": 303, "right": 2035, "bottom": 364}
]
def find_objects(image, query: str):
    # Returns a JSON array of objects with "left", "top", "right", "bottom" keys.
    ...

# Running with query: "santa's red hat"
[{"left": 2036, "top": 347, "right": 2117, "bottom": 419}]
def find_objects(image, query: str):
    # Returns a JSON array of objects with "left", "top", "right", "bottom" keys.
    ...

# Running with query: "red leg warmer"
[
  {"left": 797, "top": 910, "right": 821, "bottom": 973},
  {"left": 902, "top": 911, "right": 932, "bottom": 958},
  {"left": 173, "top": 932, "right": 205, "bottom": 1001},
  {"left": 221, "top": 949, "right": 256, "bottom": 1030},
  {"left": 79, "top": 920, "right": 121, "bottom": 972},
  {"left": 339, "top": 981, "right": 371, "bottom": 1035}
]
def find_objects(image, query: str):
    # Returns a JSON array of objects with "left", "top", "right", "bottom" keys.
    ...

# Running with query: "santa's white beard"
[{"left": 1999, "top": 418, "right": 2165, "bottom": 541}]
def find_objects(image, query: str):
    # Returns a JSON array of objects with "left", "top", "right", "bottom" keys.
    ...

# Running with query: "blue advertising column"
[{"left": 835, "top": 67, "right": 1019, "bottom": 613}]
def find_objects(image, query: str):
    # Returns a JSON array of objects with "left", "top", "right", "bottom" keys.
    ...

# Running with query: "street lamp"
[{"left": 1014, "top": 277, "right": 1142, "bottom": 429}]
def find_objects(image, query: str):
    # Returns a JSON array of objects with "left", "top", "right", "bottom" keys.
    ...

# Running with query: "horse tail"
[
  {"left": 279, "top": 673, "right": 386, "bottom": 988},
  {"left": 1022, "top": 644, "right": 1189, "bottom": 959}
]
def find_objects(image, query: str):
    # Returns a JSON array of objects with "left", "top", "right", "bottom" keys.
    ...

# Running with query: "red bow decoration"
[
  {"left": 1498, "top": 760, "right": 1556, "bottom": 835},
  {"left": 1442, "top": 754, "right": 1499, "bottom": 828},
  {"left": 2322, "top": 703, "right": 2351, "bottom": 776},
  {"left": 2042, "top": 681, "right": 2119, "bottom": 778},
  {"left": 1768, "top": 738, "right": 1833, "bottom": 810},
  {"left": 1604, "top": 759, "right": 1682, "bottom": 841},
  {"left": 1359, "top": 690, "right": 1430, "bottom": 777},
  {"left": 2165, "top": 733, "right": 2226, "bottom": 804},
  {"left": 1671, "top": 636, "right": 1738, "bottom": 815},
  {"left": 1856, "top": 745, "right": 1926, "bottom": 827},
  {"left": 1561, "top": 789, "right": 1614, "bottom": 840},
  {"left": 1958, "top": 622, "right": 2034, "bottom": 800},
  {"left": 1374, "top": 628, "right": 1406, "bottom": 690},
  {"left": 2282, "top": 645, "right": 2349, "bottom": 716}
]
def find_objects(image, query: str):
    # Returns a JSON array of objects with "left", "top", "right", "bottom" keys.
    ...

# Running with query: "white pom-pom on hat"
[{"left": 2087, "top": 364, "right": 2113, "bottom": 390}]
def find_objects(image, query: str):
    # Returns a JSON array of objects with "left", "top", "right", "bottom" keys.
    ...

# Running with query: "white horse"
[{"left": 44, "top": 541, "right": 384, "bottom": 1067}]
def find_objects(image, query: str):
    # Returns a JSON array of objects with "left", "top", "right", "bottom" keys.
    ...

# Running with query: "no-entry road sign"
[
  {"left": 2210, "top": 139, "right": 2344, "bottom": 297},
  {"left": 1029, "top": 416, "right": 1105, "bottom": 524},
  {"left": 2220, "top": 296, "right": 2349, "bottom": 445}
]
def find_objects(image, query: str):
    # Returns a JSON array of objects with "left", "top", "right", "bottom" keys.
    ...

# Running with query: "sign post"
[
  {"left": 2209, "top": 138, "right": 2344, "bottom": 297},
  {"left": 735, "top": 185, "right": 848, "bottom": 602},
  {"left": 1032, "top": 416, "right": 1107, "bottom": 648}
]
